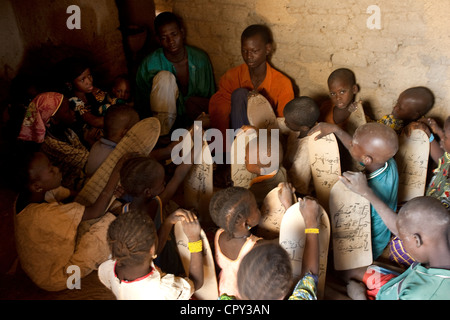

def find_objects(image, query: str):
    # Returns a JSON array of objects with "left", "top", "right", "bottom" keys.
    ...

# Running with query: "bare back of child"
[{"left": 210, "top": 187, "right": 267, "bottom": 298}]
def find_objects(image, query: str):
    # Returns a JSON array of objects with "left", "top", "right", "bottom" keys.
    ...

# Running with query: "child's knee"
[
  {"left": 153, "top": 70, "right": 177, "bottom": 86},
  {"left": 231, "top": 88, "right": 250, "bottom": 107}
]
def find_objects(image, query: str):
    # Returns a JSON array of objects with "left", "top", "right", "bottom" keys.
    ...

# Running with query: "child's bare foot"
[{"left": 346, "top": 280, "right": 367, "bottom": 300}]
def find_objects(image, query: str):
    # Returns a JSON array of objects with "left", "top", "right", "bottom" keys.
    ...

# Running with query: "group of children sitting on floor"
[{"left": 4, "top": 11, "right": 449, "bottom": 300}]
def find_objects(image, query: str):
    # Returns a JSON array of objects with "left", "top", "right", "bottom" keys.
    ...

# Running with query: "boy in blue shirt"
[{"left": 310, "top": 121, "right": 399, "bottom": 261}]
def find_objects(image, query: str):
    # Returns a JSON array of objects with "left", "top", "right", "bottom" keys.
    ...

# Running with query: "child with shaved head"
[
  {"left": 378, "top": 86, "right": 434, "bottom": 134},
  {"left": 319, "top": 68, "right": 365, "bottom": 172},
  {"left": 375, "top": 87, "right": 436, "bottom": 268},
  {"left": 319, "top": 68, "right": 360, "bottom": 126},
  {"left": 340, "top": 170, "right": 450, "bottom": 300},
  {"left": 282, "top": 96, "right": 320, "bottom": 196},
  {"left": 85, "top": 104, "right": 139, "bottom": 177},
  {"left": 309, "top": 122, "right": 399, "bottom": 260}
]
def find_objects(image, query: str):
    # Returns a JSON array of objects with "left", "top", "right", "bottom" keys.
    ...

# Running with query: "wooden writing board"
[
  {"left": 395, "top": 129, "right": 430, "bottom": 203},
  {"left": 317, "top": 207, "right": 330, "bottom": 300},
  {"left": 230, "top": 129, "right": 257, "bottom": 188},
  {"left": 75, "top": 117, "right": 160, "bottom": 206},
  {"left": 257, "top": 186, "right": 296, "bottom": 240},
  {"left": 345, "top": 100, "right": 366, "bottom": 136},
  {"left": 346, "top": 100, "right": 367, "bottom": 171},
  {"left": 279, "top": 201, "right": 330, "bottom": 299},
  {"left": 308, "top": 131, "right": 341, "bottom": 212},
  {"left": 329, "top": 180, "right": 372, "bottom": 270},
  {"left": 289, "top": 135, "right": 312, "bottom": 195},
  {"left": 184, "top": 137, "right": 214, "bottom": 226},
  {"left": 247, "top": 91, "right": 278, "bottom": 130},
  {"left": 150, "top": 71, "right": 178, "bottom": 136},
  {"left": 174, "top": 222, "right": 218, "bottom": 300},
  {"left": 279, "top": 202, "right": 305, "bottom": 282}
]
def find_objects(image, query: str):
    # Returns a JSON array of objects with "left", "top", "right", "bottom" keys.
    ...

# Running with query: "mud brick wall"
[{"left": 156, "top": 0, "right": 450, "bottom": 122}]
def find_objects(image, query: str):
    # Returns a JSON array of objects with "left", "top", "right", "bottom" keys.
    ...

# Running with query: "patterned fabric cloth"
[
  {"left": 69, "top": 87, "right": 112, "bottom": 117},
  {"left": 217, "top": 273, "right": 318, "bottom": 300},
  {"left": 288, "top": 273, "right": 318, "bottom": 300},
  {"left": 68, "top": 92, "right": 107, "bottom": 147},
  {"left": 218, "top": 293, "right": 236, "bottom": 300},
  {"left": 18, "top": 92, "right": 64, "bottom": 143},
  {"left": 92, "top": 88, "right": 111, "bottom": 115},
  {"left": 69, "top": 97, "right": 88, "bottom": 115},
  {"left": 426, "top": 152, "right": 450, "bottom": 208},
  {"left": 389, "top": 235, "right": 415, "bottom": 268},
  {"left": 41, "top": 128, "right": 89, "bottom": 190},
  {"left": 377, "top": 114, "right": 404, "bottom": 134}
]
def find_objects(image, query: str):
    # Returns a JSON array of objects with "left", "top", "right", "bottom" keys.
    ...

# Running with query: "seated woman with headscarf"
[{"left": 18, "top": 92, "right": 89, "bottom": 191}]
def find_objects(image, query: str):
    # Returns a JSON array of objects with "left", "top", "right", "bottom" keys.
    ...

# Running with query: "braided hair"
[
  {"left": 237, "top": 242, "right": 293, "bottom": 300},
  {"left": 107, "top": 210, "right": 157, "bottom": 268},
  {"left": 120, "top": 156, "right": 164, "bottom": 197},
  {"left": 209, "top": 187, "right": 255, "bottom": 237}
]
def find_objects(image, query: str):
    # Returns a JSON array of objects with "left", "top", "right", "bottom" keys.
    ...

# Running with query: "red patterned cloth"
[{"left": 18, "top": 92, "right": 64, "bottom": 143}]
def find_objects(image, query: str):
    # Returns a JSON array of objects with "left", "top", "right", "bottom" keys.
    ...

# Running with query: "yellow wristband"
[
  {"left": 305, "top": 228, "right": 319, "bottom": 234},
  {"left": 188, "top": 240, "right": 203, "bottom": 253}
]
